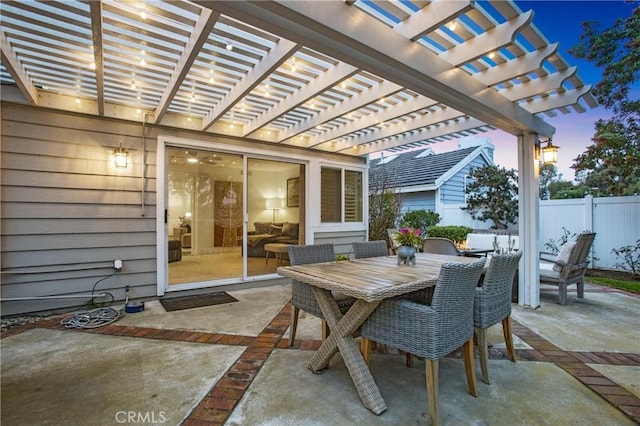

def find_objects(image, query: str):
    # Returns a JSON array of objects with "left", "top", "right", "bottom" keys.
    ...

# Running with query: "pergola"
[{"left": 0, "top": 0, "right": 596, "bottom": 307}]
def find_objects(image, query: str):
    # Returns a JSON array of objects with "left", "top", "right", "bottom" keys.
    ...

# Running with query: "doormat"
[{"left": 159, "top": 292, "right": 238, "bottom": 312}]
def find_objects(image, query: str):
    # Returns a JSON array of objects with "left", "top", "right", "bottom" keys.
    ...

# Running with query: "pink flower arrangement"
[{"left": 395, "top": 227, "right": 423, "bottom": 247}]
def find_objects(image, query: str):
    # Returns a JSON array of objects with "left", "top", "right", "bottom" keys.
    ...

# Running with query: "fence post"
[{"left": 584, "top": 195, "right": 595, "bottom": 267}]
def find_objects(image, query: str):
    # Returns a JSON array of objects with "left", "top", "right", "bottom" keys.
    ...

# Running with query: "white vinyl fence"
[{"left": 440, "top": 195, "right": 640, "bottom": 270}]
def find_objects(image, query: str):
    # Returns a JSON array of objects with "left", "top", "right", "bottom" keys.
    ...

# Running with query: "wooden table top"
[{"left": 277, "top": 253, "right": 483, "bottom": 302}]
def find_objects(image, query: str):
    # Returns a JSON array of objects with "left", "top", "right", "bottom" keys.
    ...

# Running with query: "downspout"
[{"left": 141, "top": 113, "right": 153, "bottom": 217}]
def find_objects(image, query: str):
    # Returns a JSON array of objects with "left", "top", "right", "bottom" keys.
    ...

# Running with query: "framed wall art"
[{"left": 287, "top": 177, "right": 299, "bottom": 207}]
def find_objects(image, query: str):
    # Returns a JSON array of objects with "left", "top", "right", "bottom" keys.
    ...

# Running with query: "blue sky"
[{"left": 438, "top": 1, "right": 638, "bottom": 181}]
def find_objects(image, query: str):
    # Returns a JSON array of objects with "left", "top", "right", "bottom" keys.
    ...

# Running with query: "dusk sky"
[{"left": 411, "top": 1, "right": 638, "bottom": 181}]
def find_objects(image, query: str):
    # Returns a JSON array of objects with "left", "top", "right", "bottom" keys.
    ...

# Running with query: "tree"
[
  {"left": 368, "top": 170, "right": 403, "bottom": 241},
  {"left": 462, "top": 165, "right": 518, "bottom": 229},
  {"left": 569, "top": 5, "right": 640, "bottom": 195}
]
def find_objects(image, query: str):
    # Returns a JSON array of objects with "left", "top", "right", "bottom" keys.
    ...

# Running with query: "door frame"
[{"left": 156, "top": 135, "right": 308, "bottom": 296}]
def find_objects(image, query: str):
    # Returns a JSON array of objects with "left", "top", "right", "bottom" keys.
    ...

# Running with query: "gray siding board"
[
  {"left": 2, "top": 104, "right": 158, "bottom": 315},
  {"left": 3, "top": 233, "right": 155, "bottom": 251},
  {"left": 2, "top": 203, "right": 156, "bottom": 219},
  {"left": 2, "top": 218, "right": 156, "bottom": 235},
  {"left": 1, "top": 246, "right": 157, "bottom": 268},
  {"left": 2, "top": 186, "right": 156, "bottom": 205},
  {"left": 314, "top": 230, "right": 367, "bottom": 255},
  {"left": 3, "top": 168, "right": 156, "bottom": 191}
]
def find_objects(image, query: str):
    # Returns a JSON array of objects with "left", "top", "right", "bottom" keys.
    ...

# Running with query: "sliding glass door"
[
  {"left": 167, "top": 147, "right": 244, "bottom": 285},
  {"left": 165, "top": 146, "right": 304, "bottom": 287}
]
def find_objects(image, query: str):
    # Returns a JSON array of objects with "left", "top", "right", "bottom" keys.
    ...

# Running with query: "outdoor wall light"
[
  {"left": 541, "top": 140, "right": 559, "bottom": 165},
  {"left": 265, "top": 198, "right": 284, "bottom": 222},
  {"left": 113, "top": 143, "right": 128, "bottom": 169}
]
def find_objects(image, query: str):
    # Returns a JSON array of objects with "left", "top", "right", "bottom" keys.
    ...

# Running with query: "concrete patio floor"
[{"left": 2, "top": 282, "right": 639, "bottom": 425}]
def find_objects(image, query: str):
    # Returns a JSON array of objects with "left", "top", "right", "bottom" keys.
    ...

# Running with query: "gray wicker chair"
[
  {"left": 539, "top": 232, "right": 596, "bottom": 305},
  {"left": 287, "top": 244, "right": 355, "bottom": 346},
  {"left": 421, "top": 237, "right": 462, "bottom": 256},
  {"left": 352, "top": 240, "right": 389, "bottom": 259},
  {"left": 361, "top": 260, "right": 486, "bottom": 426},
  {"left": 474, "top": 252, "right": 522, "bottom": 384}
]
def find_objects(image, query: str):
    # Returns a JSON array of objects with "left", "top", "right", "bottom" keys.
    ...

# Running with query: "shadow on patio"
[{"left": 1, "top": 282, "right": 639, "bottom": 425}]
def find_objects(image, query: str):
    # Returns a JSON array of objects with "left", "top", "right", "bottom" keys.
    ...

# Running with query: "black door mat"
[{"left": 159, "top": 292, "right": 238, "bottom": 312}]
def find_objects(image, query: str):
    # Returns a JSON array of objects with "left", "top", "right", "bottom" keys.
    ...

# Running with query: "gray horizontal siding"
[
  {"left": 440, "top": 156, "right": 488, "bottom": 204},
  {"left": 1, "top": 102, "right": 366, "bottom": 316},
  {"left": 1, "top": 104, "right": 158, "bottom": 315},
  {"left": 313, "top": 230, "right": 367, "bottom": 256},
  {"left": 400, "top": 192, "right": 435, "bottom": 213}
]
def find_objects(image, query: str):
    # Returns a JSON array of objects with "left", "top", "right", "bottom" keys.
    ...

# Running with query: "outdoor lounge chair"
[
  {"left": 361, "top": 260, "right": 486, "bottom": 426},
  {"left": 474, "top": 252, "right": 522, "bottom": 384},
  {"left": 539, "top": 232, "right": 596, "bottom": 305},
  {"left": 287, "top": 244, "right": 355, "bottom": 346}
]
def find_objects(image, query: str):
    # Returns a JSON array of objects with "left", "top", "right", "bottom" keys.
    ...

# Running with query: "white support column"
[{"left": 517, "top": 132, "right": 541, "bottom": 308}]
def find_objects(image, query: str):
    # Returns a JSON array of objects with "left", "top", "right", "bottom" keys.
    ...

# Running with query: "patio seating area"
[{"left": 1, "top": 281, "right": 639, "bottom": 425}]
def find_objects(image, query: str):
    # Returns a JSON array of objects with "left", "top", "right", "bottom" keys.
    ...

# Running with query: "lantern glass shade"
[
  {"left": 541, "top": 141, "right": 559, "bottom": 165},
  {"left": 113, "top": 144, "right": 128, "bottom": 169}
]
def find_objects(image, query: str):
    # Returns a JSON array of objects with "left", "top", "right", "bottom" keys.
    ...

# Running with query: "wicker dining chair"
[
  {"left": 352, "top": 240, "right": 389, "bottom": 259},
  {"left": 361, "top": 260, "right": 486, "bottom": 426},
  {"left": 474, "top": 252, "right": 522, "bottom": 384},
  {"left": 287, "top": 244, "right": 355, "bottom": 346},
  {"left": 421, "top": 237, "right": 462, "bottom": 256}
]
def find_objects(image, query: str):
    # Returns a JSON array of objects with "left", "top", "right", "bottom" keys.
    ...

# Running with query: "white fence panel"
[{"left": 439, "top": 196, "right": 640, "bottom": 270}]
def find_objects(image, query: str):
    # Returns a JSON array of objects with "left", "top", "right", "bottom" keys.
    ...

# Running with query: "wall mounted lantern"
[
  {"left": 541, "top": 140, "right": 559, "bottom": 165},
  {"left": 113, "top": 143, "right": 128, "bottom": 169}
]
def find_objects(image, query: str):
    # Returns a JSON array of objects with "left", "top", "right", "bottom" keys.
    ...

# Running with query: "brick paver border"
[{"left": 2, "top": 291, "right": 639, "bottom": 425}]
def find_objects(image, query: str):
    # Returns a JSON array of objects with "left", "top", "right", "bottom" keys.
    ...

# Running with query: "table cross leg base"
[{"left": 308, "top": 288, "right": 387, "bottom": 415}]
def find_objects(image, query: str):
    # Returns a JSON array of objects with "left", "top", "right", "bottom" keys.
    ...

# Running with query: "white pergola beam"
[
  {"left": 306, "top": 95, "right": 438, "bottom": 147},
  {"left": 0, "top": 31, "right": 38, "bottom": 105},
  {"left": 520, "top": 85, "right": 592, "bottom": 114},
  {"left": 278, "top": 79, "right": 403, "bottom": 142},
  {"left": 339, "top": 116, "right": 487, "bottom": 156},
  {"left": 499, "top": 67, "right": 576, "bottom": 101},
  {"left": 198, "top": 1, "right": 555, "bottom": 138},
  {"left": 394, "top": 0, "right": 475, "bottom": 41},
  {"left": 155, "top": 9, "right": 220, "bottom": 123},
  {"left": 88, "top": 1, "right": 105, "bottom": 116},
  {"left": 202, "top": 38, "right": 300, "bottom": 130},
  {"left": 243, "top": 61, "right": 359, "bottom": 137},
  {"left": 475, "top": 43, "right": 558, "bottom": 87},
  {"left": 440, "top": 10, "right": 533, "bottom": 66},
  {"left": 315, "top": 104, "right": 464, "bottom": 151}
]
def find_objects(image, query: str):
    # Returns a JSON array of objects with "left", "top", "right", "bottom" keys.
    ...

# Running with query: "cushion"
[
  {"left": 269, "top": 224, "right": 283, "bottom": 236},
  {"left": 254, "top": 222, "right": 271, "bottom": 234},
  {"left": 282, "top": 222, "right": 299, "bottom": 238},
  {"left": 553, "top": 242, "right": 576, "bottom": 272}
]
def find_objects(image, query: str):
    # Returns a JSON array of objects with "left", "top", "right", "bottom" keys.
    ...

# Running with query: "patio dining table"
[{"left": 277, "top": 252, "right": 482, "bottom": 415}]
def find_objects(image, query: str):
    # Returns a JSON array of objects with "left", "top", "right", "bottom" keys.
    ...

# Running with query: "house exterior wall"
[
  {"left": 439, "top": 155, "right": 488, "bottom": 205},
  {"left": 400, "top": 191, "right": 436, "bottom": 213},
  {"left": 1, "top": 103, "right": 365, "bottom": 315}
]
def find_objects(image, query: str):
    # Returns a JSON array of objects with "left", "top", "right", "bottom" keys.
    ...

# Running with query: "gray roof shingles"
[{"left": 369, "top": 146, "right": 479, "bottom": 188}]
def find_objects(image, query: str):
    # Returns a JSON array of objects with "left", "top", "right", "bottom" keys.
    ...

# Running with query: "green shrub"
[
  {"left": 399, "top": 210, "right": 441, "bottom": 235},
  {"left": 426, "top": 226, "right": 472, "bottom": 244}
]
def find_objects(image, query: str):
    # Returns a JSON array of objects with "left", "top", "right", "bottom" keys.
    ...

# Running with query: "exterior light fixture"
[
  {"left": 226, "top": 42, "right": 233, "bottom": 51},
  {"left": 113, "top": 143, "right": 128, "bottom": 169},
  {"left": 541, "top": 140, "right": 559, "bottom": 165}
]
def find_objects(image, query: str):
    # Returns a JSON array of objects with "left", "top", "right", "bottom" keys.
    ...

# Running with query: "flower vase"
[{"left": 397, "top": 245, "right": 417, "bottom": 265}]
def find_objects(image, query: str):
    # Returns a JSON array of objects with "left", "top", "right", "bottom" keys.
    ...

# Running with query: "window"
[{"left": 321, "top": 167, "right": 363, "bottom": 223}]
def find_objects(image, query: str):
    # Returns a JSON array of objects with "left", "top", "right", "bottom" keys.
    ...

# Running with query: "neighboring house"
[{"left": 369, "top": 139, "right": 494, "bottom": 217}]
